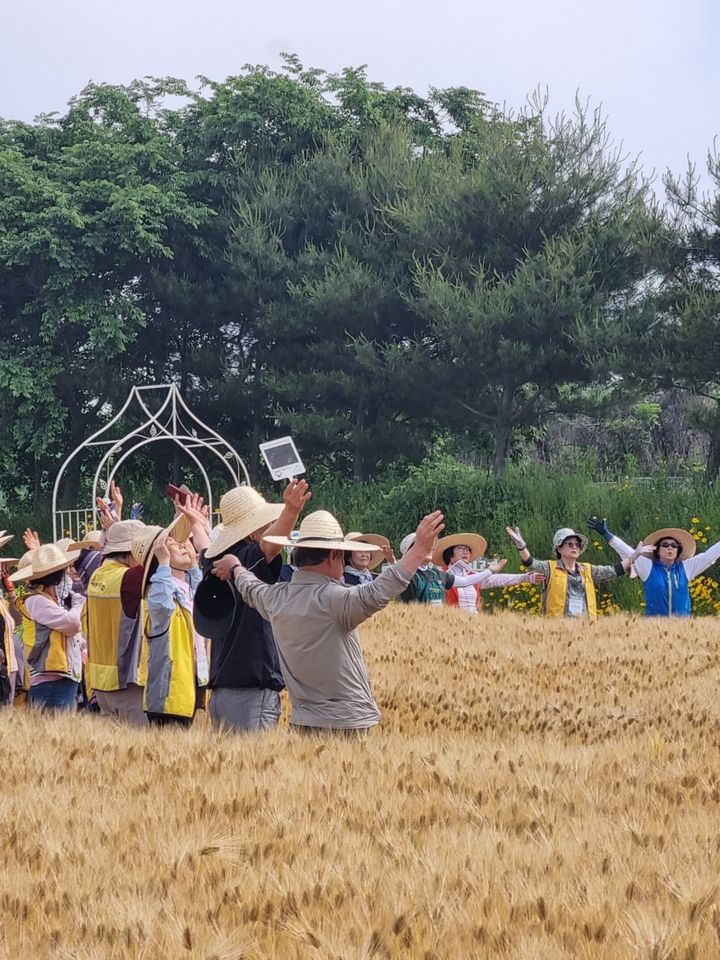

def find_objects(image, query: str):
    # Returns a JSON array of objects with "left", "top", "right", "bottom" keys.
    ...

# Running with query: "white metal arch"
[{"left": 52, "top": 384, "right": 249, "bottom": 540}]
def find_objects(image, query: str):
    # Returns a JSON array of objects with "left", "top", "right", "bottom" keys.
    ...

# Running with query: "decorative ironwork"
[{"left": 52, "top": 385, "right": 249, "bottom": 540}]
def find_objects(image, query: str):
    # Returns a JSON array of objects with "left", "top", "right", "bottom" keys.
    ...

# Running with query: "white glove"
[
  {"left": 629, "top": 542, "right": 654, "bottom": 563},
  {"left": 506, "top": 526, "right": 526, "bottom": 549}
]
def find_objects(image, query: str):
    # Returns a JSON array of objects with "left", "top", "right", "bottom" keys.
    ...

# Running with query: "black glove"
[{"left": 587, "top": 516, "right": 613, "bottom": 542}]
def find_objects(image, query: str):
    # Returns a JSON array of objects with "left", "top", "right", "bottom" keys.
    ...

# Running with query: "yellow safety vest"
[
  {"left": 143, "top": 602, "right": 196, "bottom": 718},
  {"left": 84, "top": 561, "right": 145, "bottom": 691},
  {"left": 545, "top": 560, "right": 597, "bottom": 620},
  {"left": 16, "top": 595, "right": 76, "bottom": 679}
]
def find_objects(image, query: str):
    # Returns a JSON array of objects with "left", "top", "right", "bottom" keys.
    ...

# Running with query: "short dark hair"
[
  {"left": 105, "top": 551, "right": 132, "bottom": 562},
  {"left": 30, "top": 569, "right": 66, "bottom": 589},
  {"left": 442, "top": 546, "right": 455, "bottom": 566},
  {"left": 294, "top": 547, "right": 332, "bottom": 568}
]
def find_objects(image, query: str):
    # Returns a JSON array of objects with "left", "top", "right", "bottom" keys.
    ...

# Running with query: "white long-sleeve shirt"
[
  {"left": 609, "top": 535, "right": 720, "bottom": 583},
  {"left": 447, "top": 560, "right": 534, "bottom": 614}
]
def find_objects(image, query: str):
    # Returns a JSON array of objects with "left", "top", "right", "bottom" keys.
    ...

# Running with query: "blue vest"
[{"left": 644, "top": 561, "right": 691, "bottom": 617}]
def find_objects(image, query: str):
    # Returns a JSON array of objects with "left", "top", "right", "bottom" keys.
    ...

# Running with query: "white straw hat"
[
  {"left": 346, "top": 532, "right": 390, "bottom": 569},
  {"left": 0, "top": 531, "right": 14, "bottom": 551},
  {"left": 264, "top": 511, "right": 376, "bottom": 552},
  {"left": 10, "top": 544, "right": 77, "bottom": 583},
  {"left": 432, "top": 532, "right": 487, "bottom": 567},
  {"left": 204, "top": 487, "right": 284, "bottom": 559}
]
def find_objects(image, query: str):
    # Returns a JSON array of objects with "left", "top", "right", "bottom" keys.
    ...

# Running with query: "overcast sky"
[{"left": 2, "top": 0, "right": 718, "bottom": 189}]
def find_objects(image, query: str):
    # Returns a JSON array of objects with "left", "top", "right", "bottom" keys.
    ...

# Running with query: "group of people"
[{"left": 1, "top": 477, "right": 718, "bottom": 734}]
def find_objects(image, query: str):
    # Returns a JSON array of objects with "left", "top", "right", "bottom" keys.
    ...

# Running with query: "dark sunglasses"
[
  {"left": 658, "top": 540, "right": 680, "bottom": 549},
  {"left": 563, "top": 538, "right": 583, "bottom": 548}
]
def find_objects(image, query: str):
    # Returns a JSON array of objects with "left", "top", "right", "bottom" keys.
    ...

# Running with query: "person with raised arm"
[
  {"left": 194, "top": 478, "right": 312, "bottom": 732},
  {"left": 211, "top": 510, "right": 445, "bottom": 735},
  {"left": 506, "top": 524, "right": 651, "bottom": 619},
  {"left": 588, "top": 516, "right": 720, "bottom": 617}
]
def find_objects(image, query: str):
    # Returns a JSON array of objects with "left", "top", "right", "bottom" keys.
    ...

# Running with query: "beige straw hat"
[
  {"left": 642, "top": 527, "right": 696, "bottom": 559},
  {"left": 432, "top": 533, "right": 487, "bottom": 567},
  {"left": 205, "top": 487, "right": 284, "bottom": 559},
  {"left": 0, "top": 531, "right": 14, "bottom": 551},
  {"left": 103, "top": 520, "right": 146, "bottom": 556},
  {"left": 10, "top": 544, "right": 77, "bottom": 583},
  {"left": 70, "top": 530, "right": 104, "bottom": 552},
  {"left": 265, "top": 511, "right": 377, "bottom": 552},
  {"left": 346, "top": 532, "right": 390, "bottom": 569}
]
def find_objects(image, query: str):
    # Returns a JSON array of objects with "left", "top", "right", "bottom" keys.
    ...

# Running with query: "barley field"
[{"left": 3, "top": 606, "right": 720, "bottom": 959}]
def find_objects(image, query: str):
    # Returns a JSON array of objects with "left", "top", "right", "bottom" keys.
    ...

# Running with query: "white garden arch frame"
[{"left": 52, "top": 384, "right": 249, "bottom": 540}]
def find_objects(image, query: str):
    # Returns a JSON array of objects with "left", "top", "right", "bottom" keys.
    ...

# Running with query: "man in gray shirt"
[{"left": 211, "top": 509, "right": 444, "bottom": 733}]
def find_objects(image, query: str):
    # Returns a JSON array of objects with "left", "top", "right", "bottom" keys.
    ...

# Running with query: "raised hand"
[
  {"left": 96, "top": 498, "right": 116, "bottom": 531},
  {"left": 587, "top": 516, "right": 613, "bottom": 541},
  {"left": 488, "top": 558, "right": 508, "bottom": 574},
  {"left": 506, "top": 526, "right": 526, "bottom": 549},
  {"left": 381, "top": 544, "right": 397, "bottom": 565},
  {"left": 110, "top": 480, "right": 123, "bottom": 518},
  {"left": 283, "top": 478, "right": 312, "bottom": 515},
  {"left": 23, "top": 528, "right": 41, "bottom": 550},
  {"left": 630, "top": 541, "right": 654, "bottom": 562},
  {"left": 175, "top": 492, "right": 210, "bottom": 533},
  {"left": 413, "top": 510, "right": 445, "bottom": 559}
]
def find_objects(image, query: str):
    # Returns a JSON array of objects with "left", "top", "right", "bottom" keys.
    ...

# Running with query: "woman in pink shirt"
[{"left": 11, "top": 544, "right": 84, "bottom": 711}]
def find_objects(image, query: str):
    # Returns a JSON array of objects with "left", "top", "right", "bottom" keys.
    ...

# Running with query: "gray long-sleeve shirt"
[{"left": 233, "top": 561, "right": 413, "bottom": 729}]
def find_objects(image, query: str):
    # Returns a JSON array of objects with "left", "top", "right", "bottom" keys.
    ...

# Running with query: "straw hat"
[
  {"left": 70, "top": 530, "right": 104, "bottom": 552},
  {"left": 264, "top": 511, "right": 377, "bottom": 552},
  {"left": 103, "top": 520, "right": 146, "bottom": 556},
  {"left": 432, "top": 533, "right": 487, "bottom": 567},
  {"left": 0, "top": 531, "right": 14, "bottom": 550},
  {"left": 643, "top": 527, "right": 696, "bottom": 559},
  {"left": 204, "top": 487, "right": 284, "bottom": 559},
  {"left": 346, "top": 532, "right": 390, "bottom": 570},
  {"left": 552, "top": 528, "right": 588, "bottom": 554},
  {"left": 10, "top": 544, "right": 77, "bottom": 583}
]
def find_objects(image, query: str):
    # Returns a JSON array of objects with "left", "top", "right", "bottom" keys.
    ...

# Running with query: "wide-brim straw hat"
[
  {"left": 10, "top": 544, "right": 77, "bottom": 583},
  {"left": 70, "top": 530, "right": 104, "bottom": 552},
  {"left": 346, "top": 532, "right": 390, "bottom": 570},
  {"left": 0, "top": 531, "right": 14, "bottom": 550},
  {"left": 643, "top": 527, "right": 696, "bottom": 559},
  {"left": 432, "top": 533, "right": 487, "bottom": 567},
  {"left": 0, "top": 557, "right": 18, "bottom": 566},
  {"left": 264, "top": 510, "right": 377, "bottom": 552},
  {"left": 205, "top": 487, "right": 284, "bottom": 559}
]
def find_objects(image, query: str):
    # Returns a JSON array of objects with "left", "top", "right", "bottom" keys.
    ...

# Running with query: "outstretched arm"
[
  {"left": 683, "top": 538, "right": 720, "bottom": 580},
  {"left": 261, "top": 479, "right": 312, "bottom": 562}
]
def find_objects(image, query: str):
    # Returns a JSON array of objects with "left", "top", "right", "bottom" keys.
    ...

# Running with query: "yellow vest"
[
  {"left": 85, "top": 561, "right": 145, "bottom": 691},
  {"left": 143, "top": 602, "right": 196, "bottom": 718},
  {"left": 16, "top": 595, "right": 74, "bottom": 678},
  {"left": 545, "top": 560, "right": 597, "bottom": 620}
]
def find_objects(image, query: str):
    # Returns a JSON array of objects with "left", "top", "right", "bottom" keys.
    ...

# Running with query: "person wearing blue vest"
[{"left": 588, "top": 517, "right": 720, "bottom": 617}]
